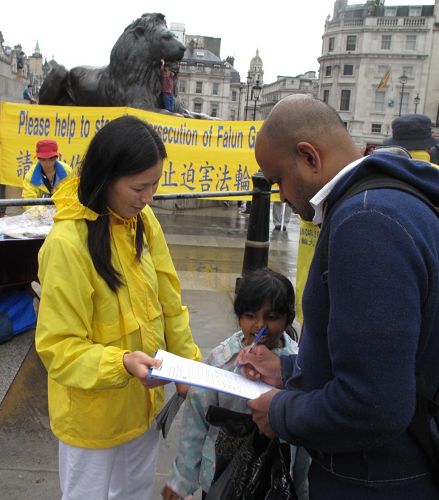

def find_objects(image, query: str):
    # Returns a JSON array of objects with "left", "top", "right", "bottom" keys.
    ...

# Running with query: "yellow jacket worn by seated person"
[
  {"left": 22, "top": 160, "right": 72, "bottom": 199},
  {"left": 35, "top": 177, "right": 201, "bottom": 449}
]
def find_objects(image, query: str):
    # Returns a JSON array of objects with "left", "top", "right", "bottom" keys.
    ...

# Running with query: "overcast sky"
[{"left": 1, "top": 0, "right": 431, "bottom": 84}]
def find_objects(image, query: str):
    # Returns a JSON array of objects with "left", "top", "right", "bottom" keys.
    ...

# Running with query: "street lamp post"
[
  {"left": 414, "top": 93, "right": 420, "bottom": 114},
  {"left": 398, "top": 72, "right": 408, "bottom": 116},
  {"left": 251, "top": 79, "right": 262, "bottom": 120},
  {"left": 244, "top": 72, "right": 252, "bottom": 120}
]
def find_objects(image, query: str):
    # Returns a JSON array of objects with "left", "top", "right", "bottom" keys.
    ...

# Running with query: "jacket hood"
[
  {"left": 328, "top": 152, "right": 439, "bottom": 209},
  {"left": 51, "top": 177, "right": 99, "bottom": 222}
]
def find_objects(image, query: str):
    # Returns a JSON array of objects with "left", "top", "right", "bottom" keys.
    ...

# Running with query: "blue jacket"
[{"left": 270, "top": 153, "right": 439, "bottom": 498}]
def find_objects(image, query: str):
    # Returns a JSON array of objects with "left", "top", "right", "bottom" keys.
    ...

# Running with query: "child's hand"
[
  {"left": 175, "top": 382, "right": 190, "bottom": 397},
  {"left": 161, "top": 484, "right": 183, "bottom": 499}
]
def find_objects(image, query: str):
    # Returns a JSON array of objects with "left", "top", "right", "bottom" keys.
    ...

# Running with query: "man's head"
[
  {"left": 36, "top": 139, "right": 58, "bottom": 174},
  {"left": 384, "top": 114, "right": 437, "bottom": 153},
  {"left": 27, "top": 83, "right": 32, "bottom": 89},
  {"left": 255, "top": 94, "right": 360, "bottom": 221}
]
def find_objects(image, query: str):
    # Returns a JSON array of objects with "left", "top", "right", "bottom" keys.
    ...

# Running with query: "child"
[{"left": 161, "top": 268, "right": 310, "bottom": 500}]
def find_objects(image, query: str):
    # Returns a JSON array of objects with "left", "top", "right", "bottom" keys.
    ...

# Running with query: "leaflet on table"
[{"left": 148, "top": 349, "right": 273, "bottom": 400}]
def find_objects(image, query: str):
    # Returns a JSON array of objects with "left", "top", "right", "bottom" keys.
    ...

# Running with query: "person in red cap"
[{"left": 22, "top": 139, "right": 72, "bottom": 200}]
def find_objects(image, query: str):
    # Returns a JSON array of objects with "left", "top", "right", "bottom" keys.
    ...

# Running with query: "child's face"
[{"left": 239, "top": 300, "right": 287, "bottom": 350}]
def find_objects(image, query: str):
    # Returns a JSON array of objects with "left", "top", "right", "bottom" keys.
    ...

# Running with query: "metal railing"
[{"left": 0, "top": 187, "right": 278, "bottom": 208}]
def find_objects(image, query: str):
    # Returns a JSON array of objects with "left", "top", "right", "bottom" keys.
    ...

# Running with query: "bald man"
[{"left": 238, "top": 95, "right": 439, "bottom": 498}]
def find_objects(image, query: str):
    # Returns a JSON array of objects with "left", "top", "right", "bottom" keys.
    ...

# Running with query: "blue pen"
[{"left": 235, "top": 326, "right": 267, "bottom": 372}]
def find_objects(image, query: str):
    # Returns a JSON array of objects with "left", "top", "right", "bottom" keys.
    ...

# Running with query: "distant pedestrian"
[
  {"left": 384, "top": 114, "right": 438, "bottom": 165},
  {"left": 23, "top": 83, "right": 37, "bottom": 104},
  {"left": 272, "top": 201, "right": 292, "bottom": 230},
  {"left": 160, "top": 59, "right": 178, "bottom": 112}
]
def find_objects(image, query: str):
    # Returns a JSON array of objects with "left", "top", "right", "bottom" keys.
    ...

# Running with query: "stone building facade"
[
  {"left": 318, "top": 0, "right": 439, "bottom": 146},
  {"left": 171, "top": 24, "right": 241, "bottom": 120},
  {"left": 259, "top": 72, "right": 319, "bottom": 119},
  {"left": 0, "top": 32, "right": 50, "bottom": 103}
]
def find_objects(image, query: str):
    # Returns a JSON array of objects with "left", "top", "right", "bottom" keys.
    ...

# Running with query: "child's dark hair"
[
  {"left": 234, "top": 268, "right": 297, "bottom": 340},
  {"left": 78, "top": 115, "right": 166, "bottom": 292}
]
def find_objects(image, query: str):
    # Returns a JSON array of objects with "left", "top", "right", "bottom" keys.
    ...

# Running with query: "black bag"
[
  {"left": 319, "top": 169, "right": 439, "bottom": 484},
  {"left": 205, "top": 405, "right": 297, "bottom": 500}
]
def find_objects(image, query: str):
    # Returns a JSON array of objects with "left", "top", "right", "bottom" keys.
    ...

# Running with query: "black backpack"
[{"left": 318, "top": 172, "right": 439, "bottom": 484}]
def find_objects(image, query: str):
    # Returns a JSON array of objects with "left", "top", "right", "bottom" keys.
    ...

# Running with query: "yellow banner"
[{"left": 0, "top": 102, "right": 278, "bottom": 200}]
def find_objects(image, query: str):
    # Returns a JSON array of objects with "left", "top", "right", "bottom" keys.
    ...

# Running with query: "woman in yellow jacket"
[{"left": 35, "top": 116, "right": 201, "bottom": 500}]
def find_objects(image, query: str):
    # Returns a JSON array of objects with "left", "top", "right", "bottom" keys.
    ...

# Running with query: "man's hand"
[
  {"left": 236, "top": 344, "right": 282, "bottom": 387},
  {"left": 123, "top": 351, "right": 167, "bottom": 388},
  {"left": 247, "top": 388, "right": 281, "bottom": 438}
]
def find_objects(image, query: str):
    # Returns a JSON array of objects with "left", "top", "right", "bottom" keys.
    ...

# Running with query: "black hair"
[
  {"left": 234, "top": 268, "right": 297, "bottom": 340},
  {"left": 78, "top": 115, "right": 166, "bottom": 291}
]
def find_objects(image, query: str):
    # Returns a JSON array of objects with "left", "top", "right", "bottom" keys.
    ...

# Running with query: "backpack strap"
[{"left": 319, "top": 174, "right": 439, "bottom": 285}]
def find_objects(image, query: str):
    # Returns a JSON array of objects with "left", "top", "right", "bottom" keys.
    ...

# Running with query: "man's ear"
[{"left": 296, "top": 142, "right": 321, "bottom": 173}]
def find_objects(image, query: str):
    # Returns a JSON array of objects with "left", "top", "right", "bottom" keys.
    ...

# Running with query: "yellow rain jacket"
[
  {"left": 36, "top": 177, "right": 201, "bottom": 448},
  {"left": 22, "top": 160, "right": 72, "bottom": 199}
]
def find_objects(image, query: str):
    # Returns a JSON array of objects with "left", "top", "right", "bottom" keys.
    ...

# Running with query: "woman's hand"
[
  {"left": 236, "top": 344, "right": 282, "bottom": 387},
  {"left": 123, "top": 351, "right": 168, "bottom": 388}
]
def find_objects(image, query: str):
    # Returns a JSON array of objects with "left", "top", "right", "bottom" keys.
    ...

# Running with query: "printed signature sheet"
[{"left": 149, "top": 349, "right": 273, "bottom": 400}]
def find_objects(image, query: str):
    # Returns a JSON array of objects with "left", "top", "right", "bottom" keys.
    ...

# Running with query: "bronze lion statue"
[{"left": 38, "top": 13, "right": 186, "bottom": 111}]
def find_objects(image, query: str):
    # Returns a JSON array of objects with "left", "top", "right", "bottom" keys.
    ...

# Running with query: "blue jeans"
[{"left": 161, "top": 93, "right": 174, "bottom": 112}]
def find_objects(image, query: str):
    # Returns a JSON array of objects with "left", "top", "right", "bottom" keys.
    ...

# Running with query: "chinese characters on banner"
[{"left": 0, "top": 103, "right": 272, "bottom": 200}]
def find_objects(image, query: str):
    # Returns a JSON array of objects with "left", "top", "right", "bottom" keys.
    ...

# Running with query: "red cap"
[{"left": 36, "top": 139, "right": 58, "bottom": 159}]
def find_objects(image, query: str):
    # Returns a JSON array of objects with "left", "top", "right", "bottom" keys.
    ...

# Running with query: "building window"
[
  {"left": 371, "top": 123, "right": 382, "bottom": 134},
  {"left": 374, "top": 91, "right": 385, "bottom": 112},
  {"left": 179, "top": 80, "right": 186, "bottom": 93},
  {"left": 195, "top": 81, "right": 203, "bottom": 94},
  {"left": 340, "top": 89, "right": 351, "bottom": 111},
  {"left": 381, "top": 35, "right": 392, "bottom": 50},
  {"left": 406, "top": 35, "right": 417, "bottom": 50},
  {"left": 343, "top": 65, "right": 354, "bottom": 76},
  {"left": 212, "top": 82, "right": 219, "bottom": 95},
  {"left": 346, "top": 35, "right": 356, "bottom": 51},
  {"left": 325, "top": 66, "right": 332, "bottom": 76},
  {"left": 194, "top": 102, "right": 202, "bottom": 113},
  {"left": 230, "top": 110, "right": 236, "bottom": 120},
  {"left": 323, "top": 89, "right": 330, "bottom": 103},
  {"left": 384, "top": 7, "right": 397, "bottom": 16},
  {"left": 196, "top": 63, "right": 204, "bottom": 72},
  {"left": 328, "top": 37, "right": 335, "bottom": 52},
  {"left": 210, "top": 103, "right": 219, "bottom": 117},
  {"left": 231, "top": 90, "right": 237, "bottom": 101},
  {"left": 377, "top": 65, "right": 388, "bottom": 75},
  {"left": 402, "top": 66, "right": 413, "bottom": 77},
  {"left": 409, "top": 6, "right": 422, "bottom": 16}
]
